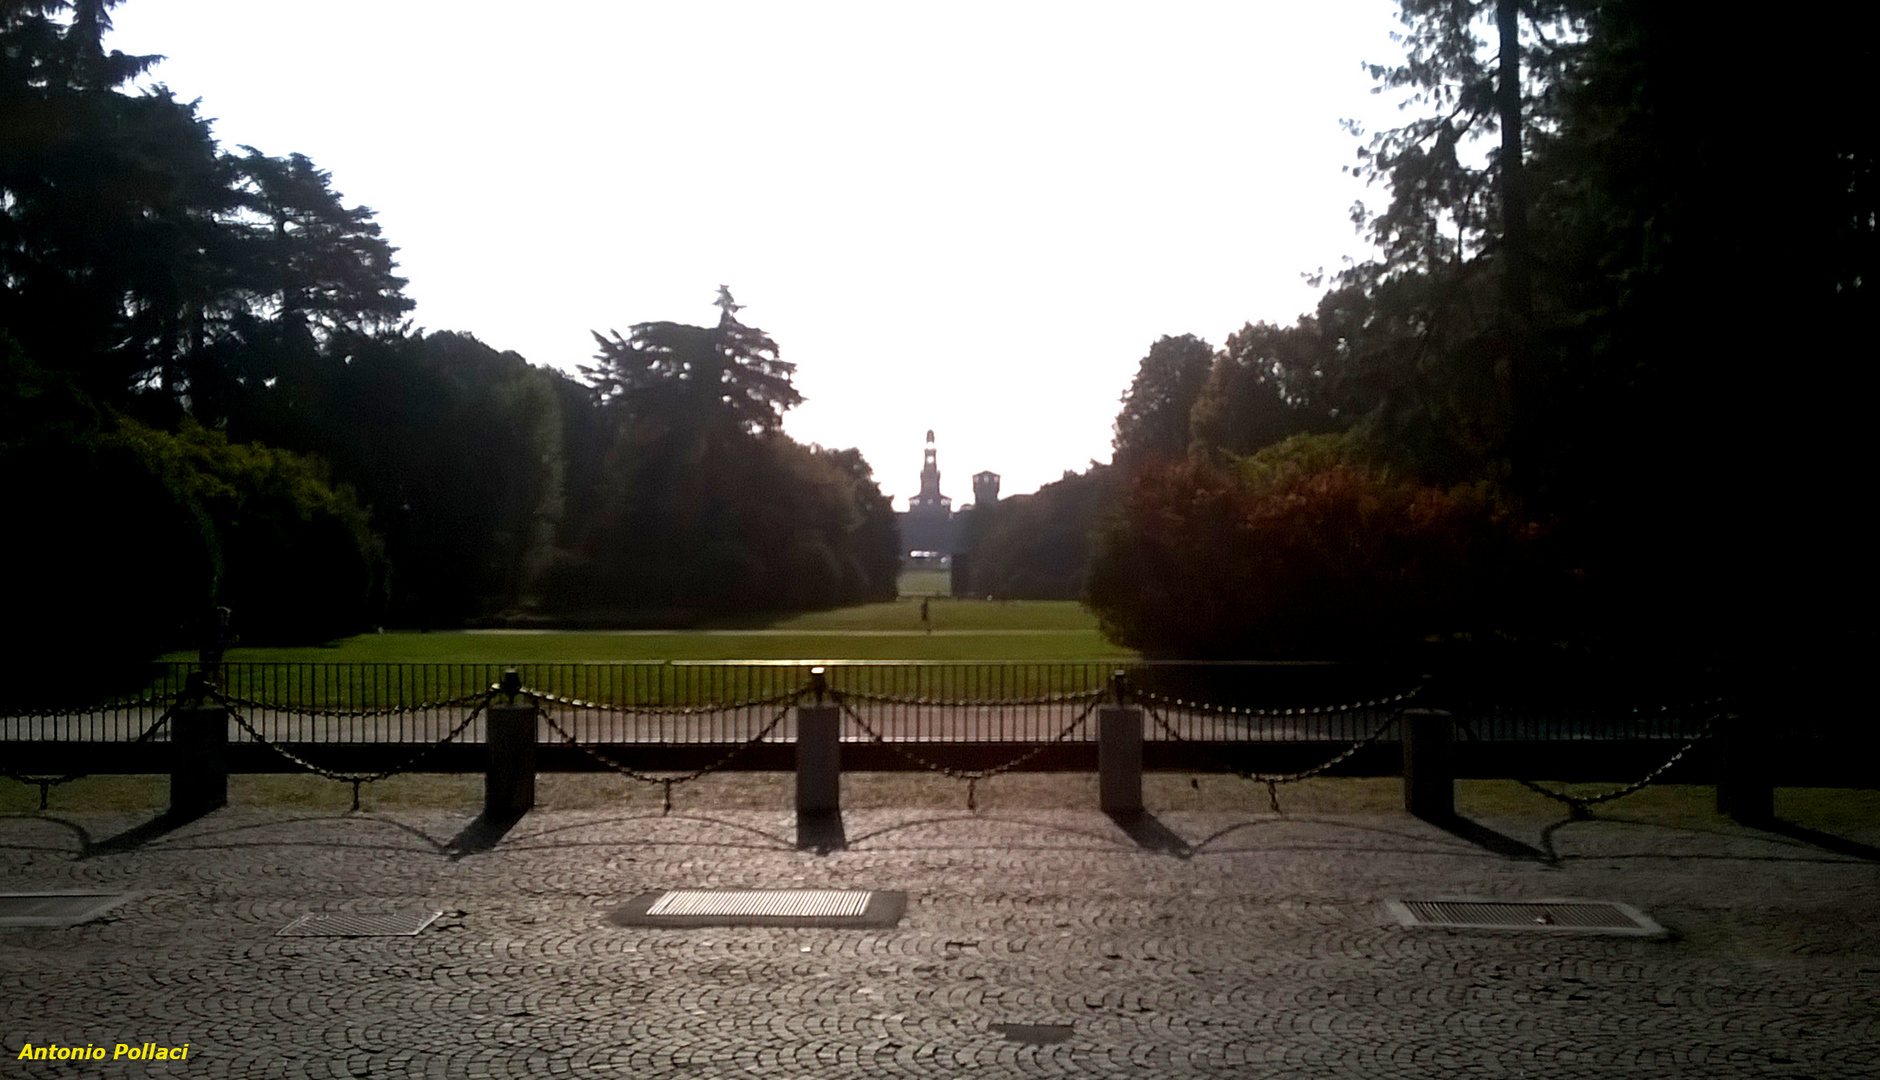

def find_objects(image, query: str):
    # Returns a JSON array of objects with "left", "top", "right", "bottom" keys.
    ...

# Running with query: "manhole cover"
[
  {"left": 0, "top": 892, "right": 135, "bottom": 927},
  {"left": 1387, "top": 898, "right": 1665, "bottom": 936},
  {"left": 277, "top": 911, "right": 441, "bottom": 937},
  {"left": 991, "top": 1023, "right": 1074, "bottom": 1045},
  {"left": 610, "top": 889, "right": 906, "bottom": 928}
]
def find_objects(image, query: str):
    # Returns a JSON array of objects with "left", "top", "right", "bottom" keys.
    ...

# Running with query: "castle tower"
[
  {"left": 909, "top": 429, "right": 950, "bottom": 512},
  {"left": 973, "top": 471, "right": 1000, "bottom": 507},
  {"left": 900, "top": 429, "right": 954, "bottom": 558}
]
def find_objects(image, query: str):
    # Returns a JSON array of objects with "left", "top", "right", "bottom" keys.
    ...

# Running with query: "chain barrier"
[
  {"left": 210, "top": 688, "right": 492, "bottom": 721},
  {"left": 0, "top": 692, "right": 180, "bottom": 722},
  {"left": 522, "top": 685, "right": 804, "bottom": 717},
  {"left": 2, "top": 707, "right": 179, "bottom": 810},
  {"left": 1457, "top": 709, "right": 1724, "bottom": 817},
  {"left": 534, "top": 688, "right": 801, "bottom": 814},
  {"left": 832, "top": 686, "right": 1111, "bottom": 709},
  {"left": 1132, "top": 685, "right": 1421, "bottom": 718},
  {"left": 834, "top": 692, "right": 1103, "bottom": 810},
  {"left": 213, "top": 689, "right": 493, "bottom": 811},
  {"left": 1143, "top": 700, "right": 1407, "bottom": 814}
]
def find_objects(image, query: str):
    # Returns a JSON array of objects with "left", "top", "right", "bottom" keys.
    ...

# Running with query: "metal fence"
[{"left": 0, "top": 660, "right": 1730, "bottom": 746}]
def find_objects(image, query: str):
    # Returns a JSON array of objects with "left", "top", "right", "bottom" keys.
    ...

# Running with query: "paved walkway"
[{"left": 3, "top": 785, "right": 1877, "bottom": 1078}]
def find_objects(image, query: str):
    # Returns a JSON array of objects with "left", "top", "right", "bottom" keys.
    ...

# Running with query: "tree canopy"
[
  {"left": 1074, "top": 0, "right": 1874, "bottom": 672},
  {"left": 2, "top": 5, "right": 899, "bottom": 665}
]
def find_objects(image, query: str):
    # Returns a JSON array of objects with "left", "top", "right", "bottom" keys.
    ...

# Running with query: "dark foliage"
[
  {"left": 1099, "top": 0, "right": 1874, "bottom": 678},
  {"left": 954, "top": 466, "right": 1116, "bottom": 601},
  {"left": 548, "top": 296, "right": 897, "bottom": 620},
  {"left": 1111, "top": 335, "right": 1213, "bottom": 471},
  {"left": 1, "top": 7, "right": 900, "bottom": 660},
  {"left": 1087, "top": 442, "right": 1541, "bottom": 659}
]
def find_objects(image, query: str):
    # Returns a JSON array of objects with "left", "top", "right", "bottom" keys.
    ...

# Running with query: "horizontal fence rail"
[{"left": 0, "top": 660, "right": 1745, "bottom": 747}]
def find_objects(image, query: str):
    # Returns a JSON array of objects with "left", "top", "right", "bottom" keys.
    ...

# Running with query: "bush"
[
  {"left": 1086, "top": 440, "right": 1540, "bottom": 659},
  {"left": 114, "top": 420, "right": 386, "bottom": 644}
]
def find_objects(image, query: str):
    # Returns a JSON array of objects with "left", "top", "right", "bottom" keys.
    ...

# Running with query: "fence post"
[
  {"left": 1401, "top": 708, "right": 1454, "bottom": 820},
  {"left": 797, "top": 668, "right": 841, "bottom": 816},
  {"left": 1099, "top": 671, "right": 1143, "bottom": 815},
  {"left": 1715, "top": 711, "right": 1772, "bottom": 825},
  {"left": 485, "top": 671, "right": 536, "bottom": 819},
  {"left": 170, "top": 676, "right": 228, "bottom": 816}
]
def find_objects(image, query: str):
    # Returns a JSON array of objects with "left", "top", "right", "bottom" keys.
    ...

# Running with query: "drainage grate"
[
  {"left": 277, "top": 911, "right": 441, "bottom": 937},
  {"left": 649, "top": 889, "right": 871, "bottom": 918},
  {"left": 611, "top": 889, "right": 906, "bottom": 928},
  {"left": 0, "top": 892, "right": 135, "bottom": 927},
  {"left": 1387, "top": 898, "right": 1665, "bottom": 936}
]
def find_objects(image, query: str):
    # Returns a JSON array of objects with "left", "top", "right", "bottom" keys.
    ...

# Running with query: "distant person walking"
[{"left": 920, "top": 597, "right": 931, "bottom": 634}]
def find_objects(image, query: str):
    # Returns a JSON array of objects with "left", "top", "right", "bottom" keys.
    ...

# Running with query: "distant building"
[
  {"left": 973, "top": 471, "right": 1001, "bottom": 507},
  {"left": 896, "top": 431, "right": 996, "bottom": 563}
]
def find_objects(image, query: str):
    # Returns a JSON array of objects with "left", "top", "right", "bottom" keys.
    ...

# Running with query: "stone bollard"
[
  {"left": 485, "top": 672, "right": 537, "bottom": 819},
  {"left": 796, "top": 671, "right": 841, "bottom": 816},
  {"left": 1099, "top": 673, "right": 1144, "bottom": 815},
  {"left": 1715, "top": 711, "right": 1773, "bottom": 825},
  {"left": 170, "top": 697, "right": 229, "bottom": 817},
  {"left": 1401, "top": 708, "right": 1455, "bottom": 821}
]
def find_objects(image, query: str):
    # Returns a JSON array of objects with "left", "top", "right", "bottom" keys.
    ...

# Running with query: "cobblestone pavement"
[{"left": 3, "top": 787, "right": 1877, "bottom": 1078}]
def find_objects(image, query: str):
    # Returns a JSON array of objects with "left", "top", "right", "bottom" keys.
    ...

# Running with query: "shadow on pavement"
[
  {"left": 448, "top": 811, "right": 526, "bottom": 858},
  {"left": 1764, "top": 818, "right": 1880, "bottom": 862},
  {"left": 83, "top": 805, "right": 219, "bottom": 859},
  {"left": 1106, "top": 809, "right": 1193, "bottom": 858},
  {"left": 796, "top": 810, "right": 847, "bottom": 855},
  {"left": 1419, "top": 811, "right": 1551, "bottom": 861}
]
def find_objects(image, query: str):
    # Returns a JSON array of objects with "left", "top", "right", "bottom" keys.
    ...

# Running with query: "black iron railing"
[{"left": 0, "top": 660, "right": 1732, "bottom": 746}]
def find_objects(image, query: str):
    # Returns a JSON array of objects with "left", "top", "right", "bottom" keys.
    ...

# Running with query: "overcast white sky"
[{"left": 109, "top": 0, "right": 1408, "bottom": 507}]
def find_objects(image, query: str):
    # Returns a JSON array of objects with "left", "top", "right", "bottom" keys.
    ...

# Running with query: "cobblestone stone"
[{"left": 2, "top": 787, "right": 1877, "bottom": 1077}]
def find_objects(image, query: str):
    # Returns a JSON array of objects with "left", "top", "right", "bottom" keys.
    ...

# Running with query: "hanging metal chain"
[
  {"left": 0, "top": 692, "right": 179, "bottom": 721},
  {"left": 1145, "top": 702, "right": 1404, "bottom": 813},
  {"left": 835, "top": 693, "right": 1102, "bottom": 810},
  {"left": 2, "top": 707, "right": 180, "bottom": 810},
  {"left": 537, "top": 694, "right": 800, "bottom": 814},
  {"left": 214, "top": 690, "right": 493, "bottom": 811},
  {"left": 1458, "top": 710, "right": 1724, "bottom": 816},
  {"left": 1132, "top": 685, "right": 1421, "bottom": 719},
  {"left": 211, "top": 688, "right": 492, "bottom": 720},
  {"left": 523, "top": 685, "right": 804, "bottom": 717},
  {"left": 834, "top": 686, "right": 1110, "bottom": 709}
]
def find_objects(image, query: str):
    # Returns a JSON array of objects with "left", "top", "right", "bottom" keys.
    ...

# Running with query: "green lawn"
[
  {"left": 163, "top": 597, "right": 1133, "bottom": 665},
  {"left": 896, "top": 568, "right": 952, "bottom": 597}
]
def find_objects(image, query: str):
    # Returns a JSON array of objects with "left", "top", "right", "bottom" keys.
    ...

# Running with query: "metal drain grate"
[
  {"left": 277, "top": 911, "right": 441, "bottom": 937},
  {"left": 0, "top": 892, "right": 135, "bottom": 927},
  {"left": 1387, "top": 898, "right": 1665, "bottom": 936},
  {"left": 648, "top": 889, "right": 871, "bottom": 918},
  {"left": 611, "top": 889, "right": 907, "bottom": 928}
]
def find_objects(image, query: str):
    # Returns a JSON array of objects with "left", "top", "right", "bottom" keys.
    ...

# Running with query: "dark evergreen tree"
[
  {"left": 1189, "top": 320, "right": 1341, "bottom": 459},
  {"left": 1111, "top": 334, "right": 1214, "bottom": 471},
  {"left": 1, "top": 0, "right": 232, "bottom": 415},
  {"left": 955, "top": 466, "right": 1116, "bottom": 601},
  {"left": 552, "top": 289, "right": 895, "bottom": 620},
  {"left": 583, "top": 285, "right": 801, "bottom": 437}
]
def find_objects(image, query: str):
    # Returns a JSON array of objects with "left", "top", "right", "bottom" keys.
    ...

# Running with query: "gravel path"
[{"left": 3, "top": 782, "right": 1876, "bottom": 1077}]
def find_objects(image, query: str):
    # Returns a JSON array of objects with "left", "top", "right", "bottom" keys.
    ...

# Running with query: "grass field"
[
  {"left": 897, "top": 568, "right": 952, "bottom": 597},
  {"left": 161, "top": 595, "right": 1134, "bottom": 665}
]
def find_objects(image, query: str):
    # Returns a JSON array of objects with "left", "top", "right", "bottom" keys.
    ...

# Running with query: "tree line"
[
  {"left": 968, "top": 0, "right": 1871, "bottom": 693},
  {"left": 2, "top": 1, "right": 897, "bottom": 689}
]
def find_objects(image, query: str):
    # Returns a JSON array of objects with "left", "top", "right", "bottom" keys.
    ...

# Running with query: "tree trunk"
[{"left": 1496, "top": 0, "right": 1531, "bottom": 325}]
